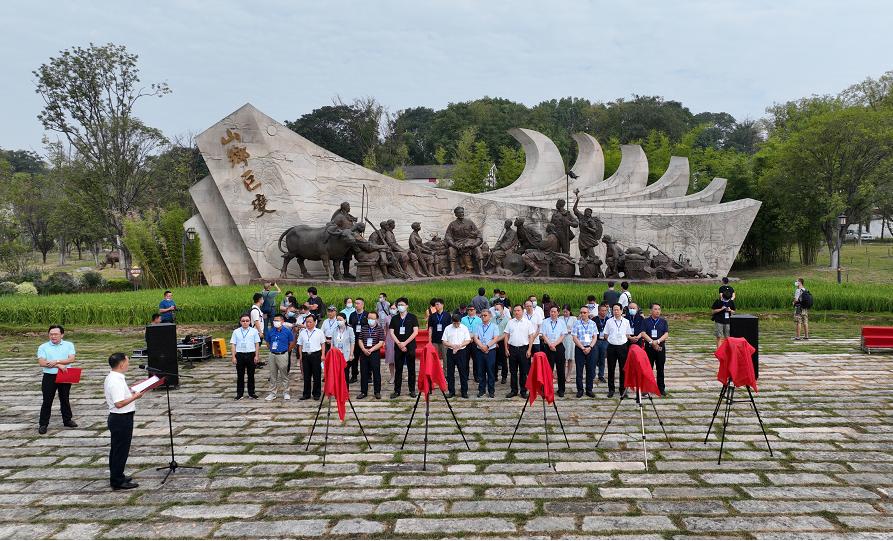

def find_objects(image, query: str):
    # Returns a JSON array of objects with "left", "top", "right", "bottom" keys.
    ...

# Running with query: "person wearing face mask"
[
  {"left": 389, "top": 297, "right": 419, "bottom": 399},
  {"left": 427, "top": 298, "right": 450, "bottom": 371},
  {"left": 560, "top": 305, "right": 577, "bottom": 385},
  {"left": 711, "top": 291, "right": 736, "bottom": 348},
  {"left": 347, "top": 298, "right": 368, "bottom": 384},
  {"left": 357, "top": 312, "right": 384, "bottom": 399},
  {"left": 605, "top": 303, "right": 635, "bottom": 398},
  {"left": 626, "top": 302, "right": 646, "bottom": 347},
  {"left": 264, "top": 314, "right": 296, "bottom": 401},
  {"left": 586, "top": 295, "right": 598, "bottom": 313},
  {"left": 384, "top": 305, "right": 397, "bottom": 385},
  {"left": 527, "top": 295, "right": 545, "bottom": 320},
  {"left": 376, "top": 292, "right": 391, "bottom": 319},
  {"left": 331, "top": 313, "right": 355, "bottom": 365},
  {"left": 523, "top": 301, "right": 544, "bottom": 354},
  {"left": 490, "top": 301, "right": 510, "bottom": 384},
  {"left": 341, "top": 297, "right": 356, "bottom": 319}
]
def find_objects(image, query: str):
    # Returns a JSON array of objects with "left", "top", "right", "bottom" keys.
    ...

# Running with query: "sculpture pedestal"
[{"left": 356, "top": 262, "right": 380, "bottom": 282}]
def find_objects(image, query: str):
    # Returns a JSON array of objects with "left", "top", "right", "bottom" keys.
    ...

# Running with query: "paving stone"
[
  {"left": 485, "top": 487, "right": 587, "bottom": 499},
  {"left": 743, "top": 486, "right": 880, "bottom": 500},
  {"left": 837, "top": 516, "right": 893, "bottom": 530},
  {"left": 700, "top": 473, "right": 761, "bottom": 484},
  {"left": 652, "top": 487, "right": 738, "bottom": 499},
  {"left": 330, "top": 519, "right": 386, "bottom": 535},
  {"left": 0, "top": 525, "right": 59, "bottom": 539},
  {"left": 583, "top": 515, "right": 676, "bottom": 532},
  {"left": 555, "top": 461, "right": 645, "bottom": 472},
  {"left": 450, "top": 500, "right": 535, "bottom": 514},
  {"left": 732, "top": 500, "right": 880, "bottom": 515},
  {"left": 599, "top": 487, "right": 652, "bottom": 499},
  {"left": 765, "top": 473, "right": 836, "bottom": 485},
  {"left": 320, "top": 488, "right": 402, "bottom": 501},
  {"left": 544, "top": 501, "right": 632, "bottom": 514},
  {"left": 683, "top": 516, "right": 836, "bottom": 532},
  {"left": 639, "top": 501, "right": 729, "bottom": 515},
  {"left": 524, "top": 516, "right": 576, "bottom": 532},
  {"left": 51, "top": 523, "right": 105, "bottom": 539},
  {"left": 266, "top": 503, "right": 375, "bottom": 517},
  {"left": 395, "top": 518, "right": 516, "bottom": 534},
  {"left": 104, "top": 522, "right": 215, "bottom": 539},
  {"left": 214, "top": 520, "right": 329, "bottom": 538},
  {"left": 408, "top": 487, "right": 475, "bottom": 499}
]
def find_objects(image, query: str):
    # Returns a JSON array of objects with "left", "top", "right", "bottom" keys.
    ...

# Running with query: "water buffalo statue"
[
  {"left": 99, "top": 250, "right": 120, "bottom": 269},
  {"left": 277, "top": 225, "right": 354, "bottom": 281}
]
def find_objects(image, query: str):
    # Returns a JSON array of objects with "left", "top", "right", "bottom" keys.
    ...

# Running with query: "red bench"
[{"left": 862, "top": 326, "right": 893, "bottom": 354}]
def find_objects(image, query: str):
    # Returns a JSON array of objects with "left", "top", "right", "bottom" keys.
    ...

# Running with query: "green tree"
[
  {"left": 496, "top": 145, "right": 524, "bottom": 188},
  {"left": 450, "top": 128, "right": 491, "bottom": 193},
  {"left": 123, "top": 207, "right": 202, "bottom": 288}
]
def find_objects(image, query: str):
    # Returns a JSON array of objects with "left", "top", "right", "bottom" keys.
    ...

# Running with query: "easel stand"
[
  {"left": 704, "top": 378, "right": 772, "bottom": 464},
  {"left": 305, "top": 395, "right": 372, "bottom": 466},
  {"left": 145, "top": 367, "right": 202, "bottom": 484},
  {"left": 595, "top": 389, "right": 672, "bottom": 470},
  {"left": 507, "top": 386, "right": 571, "bottom": 469},
  {"left": 400, "top": 376, "right": 470, "bottom": 471}
]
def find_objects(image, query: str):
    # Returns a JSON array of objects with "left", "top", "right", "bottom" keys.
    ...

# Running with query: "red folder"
[{"left": 54, "top": 367, "right": 82, "bottom": 384}]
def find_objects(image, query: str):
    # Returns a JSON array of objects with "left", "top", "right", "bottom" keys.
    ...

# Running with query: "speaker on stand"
[{"left": 146, "top": 323, "right": 179, "bottom": 387}]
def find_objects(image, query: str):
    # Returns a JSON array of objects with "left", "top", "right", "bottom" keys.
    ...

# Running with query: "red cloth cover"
[
  {"left": 623, "top": 345, "right": 661, "bottom": 396},
  {"left": 417, "top": 343, "right": 447, "bottom": 400},
  {"left": 525, "top": 352, "right": 555, "bottom": 405},
  {"left": 323, "top": 348, "right": 350, "bottom": 421},
  {"left": 715, "top": 337, "right": 758, "bottom": 391}
]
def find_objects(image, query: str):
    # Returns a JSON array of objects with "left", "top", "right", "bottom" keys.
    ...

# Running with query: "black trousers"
[
  {"left": 360, "top": 350, "right": 381, "bottom": 395},
  {"left": 508, "top": 345, "right": 530, "bottom": 394},
  {"left": 464, "top": 344, "right": 477, "bottom": 381},
  {"left": 606, "top": 343, "right": 628, "bottom": 394},
  {"left": 347, "top": 344, "right": 361, "bottom": 381},
  {"left": 39, "top": 373, "right": 72, "bottom": 426},
  {"left": 302, "top": 351, "right": 322, "bottom": 399},
  {"left": 646, "top": 346, "right": 667, "bottom": 393},
  {"left": 545, "top": 343, "right": 566, "bottom": 394},
  {"left": 447, "top": 348, "right": 469, "bottom": 395},
  {"left": 108, "top": 411, "right": 134, "bottom": 487},
  {"left": 494, "top": 346, "right": 508, "bottom": 381},
  {"left": 393, "top": 344, "right": 416, "bottom": 395},
  {"left": 235, "top": 352, "right": 256, "bottom": 397}
]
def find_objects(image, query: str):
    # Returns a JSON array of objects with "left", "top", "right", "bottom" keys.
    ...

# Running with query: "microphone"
[
  {"left": 139, "top": 364, "right": 161, "bottom": 372},
  {"left": 138, "top": 364, "right": 192, "bottom": 378}
]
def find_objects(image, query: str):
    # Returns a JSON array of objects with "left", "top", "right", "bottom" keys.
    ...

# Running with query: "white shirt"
[
  {"left": 489, "top": 306, "right": 510, "bottom": 319},
  {"left": 320, "top": 317, "right": 339, "bottom": 338},
  {"left": 505, "top": 318, "right": 537, "bottom": 347},
  {"left": 442, "top": 324, "right": 471, "bottom": 347},
  {"left": 250, "top": 305, "right": 264, "bottom": 327},
  {"left": 532, "top": 305, "right": 544, "bottom": 319},
  {"left": 541, "top": 317, "right": 568, "bottom": 344},
  {"left": 605, "top": 317, "right": 633, "bottom": 345},
  {"left": 524, "top": 310, "right": 544, "bottom": 344},
  {"left": 230, "top": 326, "right": 261, "bottom": 353},
  {"left": 104, "top": 371, "right": 135, "bottom": 414},
  {"left": 298, "top": 328, "right": 327, "bottom": 353},
  {"left": 619, "top": 291, "right": 632, "bottom": 310}
]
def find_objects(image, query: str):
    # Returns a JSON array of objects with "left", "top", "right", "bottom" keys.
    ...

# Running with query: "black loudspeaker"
[
  {"left": 146, "top": 323, "right": 179, "bottom": 386},
  {"left": 730, "top": 314, "right": 759, "bottom": 379}
]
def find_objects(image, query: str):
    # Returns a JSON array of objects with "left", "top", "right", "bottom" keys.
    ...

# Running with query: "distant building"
[{"left": 403, "top": 164, "right": 455, "bottom": 187}]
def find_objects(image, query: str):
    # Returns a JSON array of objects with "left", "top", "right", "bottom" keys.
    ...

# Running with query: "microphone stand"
[{"left": 140, "top": 365, "right": 202, "bottom": 484}]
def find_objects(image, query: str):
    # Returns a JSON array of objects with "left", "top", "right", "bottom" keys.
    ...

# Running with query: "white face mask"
[
  {"left": 532, "top": 300, "right": 537, "bottom": 307},
  {"left": 368, "top": 319, "right": 378, "bottom": 327},
  {"left": 389, "top": 308, "right": 398, "bottom": 315},
  {"left": 397, "top": 305, "right": 407, "bottom": 313},
  {"left": 338, "top": 320, "right": 346, "bottom": 328},
  {"left": 629, "top": 309, "right": 637, "bottom": 316},
  {"left": 794, "top": 282, "right": 799, "bottom": 287},
  {"left": 273, "top": 321, "right": 282, "bottom": 328}
]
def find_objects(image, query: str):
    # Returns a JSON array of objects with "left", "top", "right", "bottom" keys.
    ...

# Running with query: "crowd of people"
[{"left": 30, "top": 276, "right": 816, "bottom": 490}]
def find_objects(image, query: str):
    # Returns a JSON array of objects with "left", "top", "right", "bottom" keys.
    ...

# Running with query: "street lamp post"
[
  {"left": 836, "top": 213, "right": 847, "bottom": 285},
  {"left": 181, "top": 228, "right": 197, "bottom": 286},
  {"left": 565, "top": 170, "right": 578, "bottom": 205}
]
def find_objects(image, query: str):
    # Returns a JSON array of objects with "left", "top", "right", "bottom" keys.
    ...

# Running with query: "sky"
[{"left": 2, "top": 0, "right": 891, "bottom": 153}]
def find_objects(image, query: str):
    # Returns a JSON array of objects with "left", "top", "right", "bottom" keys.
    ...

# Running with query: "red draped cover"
[
  {"left": 623, "top": 344, "right": 661, "bottom": 396},
  {"left": 525, "top": 352, "right": 555, "bottom": 405},
  {"left": 715, "top": 337, "right": 758, "bottom": 391},
  {"left": 417, "top": 343, "right": 447, "bottom": 400},
  {"left": 323, "top": 347, "right": 350, "bottom": 421}
]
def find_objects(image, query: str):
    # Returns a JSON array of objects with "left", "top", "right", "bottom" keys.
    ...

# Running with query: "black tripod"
[
  {"left": 507, "top": 387, "right": 570, "bottom": 469},
  {"left": 595, "top": 389, "right": 672, "bottom": 469},
  {"left": 400, "top": 376, "right": 470, "bottom": 471},
  {"left": 140, "top": 365, "right": 202, "bottom": 484},
  {"left": 305, "top": 394, "right": 372, "bottom": 466},
  {"left": 704, "top": 378, "right": 772, "bottom": 464}
]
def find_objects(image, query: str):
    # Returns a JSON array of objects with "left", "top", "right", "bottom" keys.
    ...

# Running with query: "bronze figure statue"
[
  {"left": 444, "top": 206, "right": 485, "bottom": 275},
  {"left": 549, "top": 198, "right": 579, "bottom": 254},
  {"left": 409, "top": 222, "right": 436, "bottom": 276}
]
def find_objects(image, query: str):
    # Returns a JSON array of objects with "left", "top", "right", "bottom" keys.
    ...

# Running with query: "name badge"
[
  {"left": 651, "top": 329, "right": 658, "bottom": 338},
  {"left": 724, "top": 311, "right": 730, "bottom": 320},
  {"left": 583, "top": 334, "right": 592, "bottom": 343},
  {"left": 356, "top": 324, "right": 362, "bottom": 332},
  {"left": 436, "top": 324, "right": 443, "bottom": 332},
  {"left": 271, "top": 341, "right": 279, "bottom": 350},
  {"left": 399, "top": 326, "right": 406, "bottom": 334},
  {"left": 366, "top": 337, "right": 373, "bottom": 347}
]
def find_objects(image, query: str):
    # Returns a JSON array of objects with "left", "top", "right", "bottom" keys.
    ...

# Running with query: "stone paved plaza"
[{"left": 1, "top": 326, "right": 892, "bottom": 539}]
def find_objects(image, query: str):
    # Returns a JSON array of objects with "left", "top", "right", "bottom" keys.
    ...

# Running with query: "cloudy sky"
[{"left": 2, "top": 0, "right": 891, "bottom": 152}]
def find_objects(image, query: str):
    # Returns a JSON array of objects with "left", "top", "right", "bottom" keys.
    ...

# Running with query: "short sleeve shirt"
[
  {"left": 428, "top": 311, "right": 452, "bottom": 344},
  {"left": 297, "top": 328, "right": 327, "bottom": 353},
  {"left": 505, "top": 318, "right": 536, "bottom": 347},
  {"left": 712, "top": 299, "right": 736, "bottom": 323},
  {"left": 159, "top": 299, "right": 176, "bottom": 322},
  {"left": 390, "top": 313, "right": 419, "bottom": 343},
  {"left": 541, "top": 317, "right": 568, "bottom": 343},
  {"left": 104, "top": 371, "right": 135, "bottom": 414},
  {"left": 474, "top": 321, "right": 502, "bottom": 350},
  {"left": 230, "top": 327, "right": 260, "bottom": 353},
  {"left": 37, "top": 340, "right": 76, "bottom": 375},
  {"left": 264, "top": 327, "right": 294, "bottom": 354}
]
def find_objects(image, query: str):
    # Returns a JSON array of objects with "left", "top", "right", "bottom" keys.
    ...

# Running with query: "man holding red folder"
[{"left": 36, "top": 325, "right": 78, "bottom": 435}]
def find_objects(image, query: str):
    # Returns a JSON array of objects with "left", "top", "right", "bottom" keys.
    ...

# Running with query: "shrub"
[
  {"left": 2, "top": 268, "right": 42, "bottom": 284},
  {"left": 0, "top": 282, "right": 17, "bottom": 296},
  {"left": 106, "top": 278, "right": 133, "bottom": 292},
  {"left": 37, "top": 272, "right": 79, "bottom": 295},
  {"left": 14, "top": 282, "right": 38, "bottom": 296},
  {"left": 81, "top": 271, "right": 106, "bottom": 291}
]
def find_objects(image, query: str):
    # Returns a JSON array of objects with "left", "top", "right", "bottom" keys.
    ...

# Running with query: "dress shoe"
[
  {"left": 409, "top": 392, "right": 417, "bottom": 398},
  {"left": 506, "top": 391, "right": 518, "bottom": 398},
  {"left": 299, "top": 395, "right": 311, "bottom": 401},
  {"left": 446, "top": 392, "right": 455, "bottom": 399},
  {"left": 111, "top": 481, "right": 139, "bottom": 490},
  {"left": 312, "top": 395, "right": 321, "bottom": 401},
  {"left": 598, "top": 377, "right": 607, "bottom": 383},
  {"left": 390, "top": 392, "right": 400, "bottom": 399},
  {"left": 488, "top": 393, "right": 495, "bottom": 398},
  {"left": 586, "top": 391, "right": 596, "bottom": 398},
  {"left": 576, "top": 391, "right": 584, "bottom": 398},
  {"left": 374, "top": 393, "right": 381, "bottom": 399},
  {"left": 461, "top": 392, "right": 468, "bottom": 399},
  {"left": 520, "top": 391, "right": 529, "bottom": 399},
  {"left": 38, "top": 425, "right": 47, "bottom": 435},
  {"left": 349, "top": 376, "right": 358, "bottom": 384},
  {"left": 607, "top": 391, "right": 615, "bottom": 398},
  {"left": 500, "top": 378, "right": 507, "bottom": 385},
  {"left": 63, "top": 420, "right": 78, "bottom": 428},
  {"left": 124, "top": 476, "right": 133, "bottom": 483},
  {"left": 234, "top": 396, "right": 243, "bottom": 401},
  {"left": 248, "top": 394, "right": 259, "bottom": 399},
  {"left": 356, "top": 393, "right": 367, "bottom": 399},
  {"left": 557, "top": 391, "right": 565, "bottom": 398},
  {"left": 477, "top": 391, "right": 485, "bottom": 398}
]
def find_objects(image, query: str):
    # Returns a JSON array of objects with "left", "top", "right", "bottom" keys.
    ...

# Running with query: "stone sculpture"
[
  {"left": 408, "top": 222, "right": 436, "bottom": 277},
  {"left": 549, "top": 199, "right": 578, "bottom": 254},
  {"left": 444, "top": 206, "right": 485, "bottom": 275},
  {"left": 278, "top": 224, "right": 354, "bottom": 280},
  {"left": 488, "top": 219, "right": 519, "bottom": 275}
]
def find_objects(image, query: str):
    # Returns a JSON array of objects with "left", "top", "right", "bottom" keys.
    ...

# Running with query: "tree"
[
  {"left": 450, "top": 128, "right": 491, "bottom": 193},
  {"left": 33, "top": 43, "right": 170, "bottom": 272},
  {"left": 495, "top": 145, "right": 524, "bottom": 188},
  {"left": 123, "top": 206, "right": 202, "bottom": 288},
  {"left": 286, "top": 97, "right": 385, "bottom": 166}
]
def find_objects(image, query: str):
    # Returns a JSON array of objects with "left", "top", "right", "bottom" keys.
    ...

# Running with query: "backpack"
[{"left": 799, "top": 289, "right": 813, "bottom": 309}]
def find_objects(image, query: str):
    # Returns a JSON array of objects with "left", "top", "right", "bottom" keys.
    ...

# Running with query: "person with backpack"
[{"left": 794, "top": 277, "right": 811, "bottom": 340}]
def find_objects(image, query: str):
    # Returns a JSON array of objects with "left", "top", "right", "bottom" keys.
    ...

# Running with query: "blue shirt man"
[
  {"left": 38, "top": 339, "right": 76, "bottom": 374},
  {"left": 643, "top": 314, "right": 669, "bottom": 348},
  {"left": 264, "top": 324, "right": 295, "bottom": 354},
  {"left": 461, "top": 311, "right": 482, "bottom": 334},
  {"left": 158, "top": 290, "right": 176, "bottom": 323},
  {"left": 474, "top": 318, "right": 502, "bottom": 350},
  {"left": 626, "top": 303, "right": 645, "bottom": 344}
]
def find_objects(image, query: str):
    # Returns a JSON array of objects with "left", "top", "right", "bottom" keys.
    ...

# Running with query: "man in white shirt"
[
  {"left": 541, "top": 306, "right": 569, "bottom": 397},
  {"left": 231, "top": 314, "right": 261, "bottom": 400},
  {"left": 320, "top": 306, "right": 340, "bottom": 340},
  {"left": 443, "top": 314, "right": 472, "bottom": 398},
  {"left": 523, "top": 300, "right": 544, "bottom": 354},
  {"left": 504, "top": 305, "right": 536, "bottom": 399},
  {"left": 298, "top": 315, "right": 327, "bottom": 400},
  {"left": 605, "top": 303, "right": 635, "bottom": 398},
  {"left": 104, "top": 352, "right": 145, "bottom": 490},
  {"left": 527, "top": 295, "right": 545, "bottom": 320},
  {"left": 250, "top": 293, "right": 265, "bottom": 338},
  {"left": 618, "top": 282, "right": 632, "bottom": 314}
]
